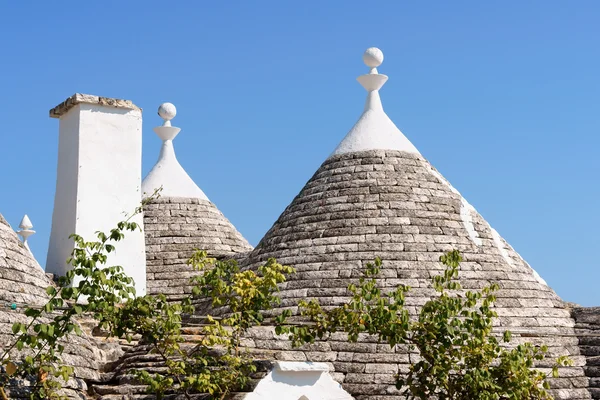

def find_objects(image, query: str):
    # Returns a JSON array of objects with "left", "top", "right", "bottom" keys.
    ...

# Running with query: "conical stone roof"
[
  {"left": 0, "top": 213, "right": 117, "bottom": 399},
  {"left": 142, "top": 103, "right": 253, "bottom": 300},
  {"left": 240, "top": 49, "right": 590, "bottom": 399}
]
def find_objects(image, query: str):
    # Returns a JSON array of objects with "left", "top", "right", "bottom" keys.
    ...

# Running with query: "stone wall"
[
  {"left": 573, "top": 307, "right": 600, "bottom": 399},
  {"left": 144, "top": 197, "right": 252, "bottom": 300}
]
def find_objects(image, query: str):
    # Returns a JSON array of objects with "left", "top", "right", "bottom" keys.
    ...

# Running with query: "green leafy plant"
[
  {"left": 0, "top": 187, "right": 295, "bottom": 400},
  {"left": 0, "top": 201, "right": 571, "bottom": 400},
  {"left": 0, "top": 192, "right": 155, "bottom": 399},
  {"left": 130, "top": 252, "right": 295, "bottom": 400},
  {"left": 278, "top": 250, "right": 572, "bottom": 400}
]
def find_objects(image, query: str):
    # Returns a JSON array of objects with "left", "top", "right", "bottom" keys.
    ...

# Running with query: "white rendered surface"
[
  {"left": 490, "top": 227, "right": 548, "bottom": 286},
  {"left": 158, "top": 102, "right": 177, "bottom": 125},
  {"left": 331, "top": 48, "right": 420, "bottom": 156},
  {"left": 142, "top": 104, "right": 209, "bottom": 200},
  {"left": 46, "top": 103, "right": 147, "bottom": 295},
  {"left": 363, "top": 47, "right": 384, "bottom": 68},
  {"left": 19, "top": 215, "right": 33, "bottom": 230},
  {"left": 274, "top": 362, "right": 329, "bottom": 372},
  {"left": 244, "top": 362, "right": 353, "bottom": 400},
  {"left": 17, "top": 214, "right": 37, "bottom": 260}
]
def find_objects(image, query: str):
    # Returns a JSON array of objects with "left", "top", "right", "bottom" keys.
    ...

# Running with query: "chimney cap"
[{"left": 49, "top": 93, "right": 141, "bottom": 119}]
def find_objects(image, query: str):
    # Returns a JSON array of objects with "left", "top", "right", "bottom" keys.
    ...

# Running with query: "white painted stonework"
[
  {"left": 46, "top": 99, "right": 147, "bottom": 295},
  {"left": 17, "top": 214, "right": 37, "bottom": 261},
  {"left": 427, "top": 164, "right": 548, "bottom": 286},
  {"left": 332, "top": 48, "right": 420, "bottom": 156},
  {"left": 245, "top": 362, "right": 354, "bottom": 400},
  {"left": 142, "top": 103, "right": 209, "bottom": 200},
  {"left": 490, "top": 227, "right": 548, "bottom": 286}
]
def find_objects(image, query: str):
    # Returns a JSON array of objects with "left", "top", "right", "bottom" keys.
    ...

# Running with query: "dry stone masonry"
[
  {"left": 144, "top": 196, "right": 252, "bottom": 300},
  {"left": 573, "top": 307, "right": 600, "bottom": 399}
]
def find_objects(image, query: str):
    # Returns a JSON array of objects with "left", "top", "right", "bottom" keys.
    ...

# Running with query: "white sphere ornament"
[
  {"left": 363, "top": 47, "right": 384, "bottom": 68},
  {"left": 158, "top": 102, "right": 177, "bottom": 121}
]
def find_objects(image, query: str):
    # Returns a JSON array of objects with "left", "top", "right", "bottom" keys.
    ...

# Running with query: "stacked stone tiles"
[
  {"left": 240, "top": 149, "right": 591, "bottom": 400},
  {"left": 573, "top": 307, "right": 600, "bottom": 399},
  {"left": 0, "top": 213, "right": 116, "bottom": 399},
  {"left": 144, "top": 197, "right": 253, "bottom": 300}
]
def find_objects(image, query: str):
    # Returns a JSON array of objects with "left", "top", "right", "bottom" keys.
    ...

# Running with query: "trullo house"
[{"left": 1, "top": 48, "right": 598, "bottom": 400}]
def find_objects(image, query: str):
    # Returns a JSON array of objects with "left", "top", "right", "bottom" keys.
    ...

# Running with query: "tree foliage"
[
  {"left": 129, "top": 252, "right": 294, "bottom": 399},
  {"left": 277, "top": 250, "right": 571, "bottom": 400}
]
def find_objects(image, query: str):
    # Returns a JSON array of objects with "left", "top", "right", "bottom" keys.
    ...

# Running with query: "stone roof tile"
[{"left": 144, "top": 197, "right": 253, "bottom": 301}]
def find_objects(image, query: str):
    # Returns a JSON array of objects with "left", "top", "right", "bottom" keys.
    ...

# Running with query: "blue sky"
[{"left": 0, "top": 1, "right": 598, "bottom": 305}]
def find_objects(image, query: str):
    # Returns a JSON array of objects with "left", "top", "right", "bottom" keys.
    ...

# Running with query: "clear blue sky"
[{"left": 0, "top": 2, "right": 598, "bottom": 305}]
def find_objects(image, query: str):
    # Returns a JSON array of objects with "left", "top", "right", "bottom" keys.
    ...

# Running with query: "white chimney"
[{"left": 46, "top": 94, "right": 147, "bottom": 296}]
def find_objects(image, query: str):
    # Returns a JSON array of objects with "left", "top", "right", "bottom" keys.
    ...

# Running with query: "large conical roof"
[
  {"left": 142, "top": 103, "right": 253, "bottom": 300},
  {"left": 241, "top": 49, "right": 589, "bottom": 399}
]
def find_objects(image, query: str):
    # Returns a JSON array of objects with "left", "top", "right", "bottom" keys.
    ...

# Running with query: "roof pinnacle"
[
  {"left": 19, "top": 215, "right": 33, "bottom": 230},
  {"left": 141, "top": 103, "right": 209, "bottom": 200},
  {"left": 158, "top": 102, "right": 177, "bottom": 127},
  {"left": 17, "top": 214, "right": 35, "bottom": 253},
  {"left": 154, "top": 102, "right": 181, "bottom": 141},
  {"left": 357, "top": 47, "right": 388, "bottom": 94},
  {"left": 363, "top": 47, "right": 384, "bottom": 74},
  {"left": 330, "top": 47, "right": 420, "bottom": 156}
]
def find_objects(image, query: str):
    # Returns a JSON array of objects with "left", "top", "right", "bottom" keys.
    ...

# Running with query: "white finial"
[
  {"left": 330, "top": 48, "right": 420, "bottom": 156},
  {"left": 154, "top": 103, "right": 181, "bottom": 141},
  {"left": 158, "top": 102, "right": 177, "bottom": 127},
  {"left": 142, "top": 102, "right": 209, "bottom": 200},
  {"left": 363, "top": 47, "right": 384, "bottom": 74},
  {"left": 17, "top": 214, "right": 36, "bottom": 253},
  {"left": 357, "top": 47, "right": 388, "bottom": 95},
  {"left": 19, "top": 215, "right": 33, "bottom": 230}
]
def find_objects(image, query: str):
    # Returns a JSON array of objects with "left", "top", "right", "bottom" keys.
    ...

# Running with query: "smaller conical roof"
[{"left": 142, "top": 103, "right": 252, "bottom": 300}]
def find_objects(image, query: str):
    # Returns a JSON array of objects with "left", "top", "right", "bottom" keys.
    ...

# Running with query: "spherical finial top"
[
  {"left": 158, "top": 102, "right": 177, "bottom": 121},
  {"left": 363, "top": 47, "right": 384, "bottom": 68}
]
